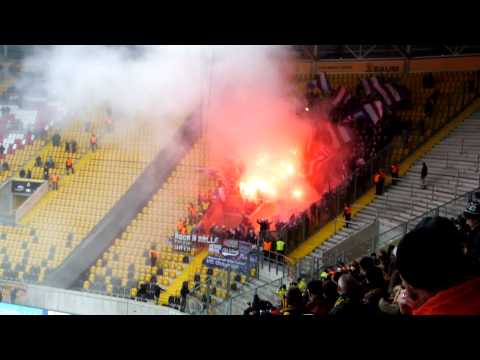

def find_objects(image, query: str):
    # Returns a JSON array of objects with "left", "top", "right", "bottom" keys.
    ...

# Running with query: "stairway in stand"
[{"left": 303, "top": 110, "right": 480, "bottom": 268}]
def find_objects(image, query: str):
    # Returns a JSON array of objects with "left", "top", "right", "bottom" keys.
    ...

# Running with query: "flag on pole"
[
  {"left": 374, "top": 100, "right": 383, "bottom": 119},
  {"left": 385, "top": 83, "right": 402, "bottom": 103},
  {"left": 337, "top": 125, "right": 353, "bottom": 143},
  {"left": 363, "top": 102, "right": 382, "bottom": 125},
  {"left": 361, "top": 78, "right": 372, "bottom": 96},
  {"left": 317, "top": 72, "right": 332, "bottom": 94},
  {"left": 324, "top": 121, "right": 342, "bottom": 149},
  {"left": 332, "top": 86, "right": 349, "bottom": 107},
  {"left": 370, "top": 76, "right": 393, "bottom": 106},
  {"left": 307, "top": 144, "right": 330, "bottom": 177}
]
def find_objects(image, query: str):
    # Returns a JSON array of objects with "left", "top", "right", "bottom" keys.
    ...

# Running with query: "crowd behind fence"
[
  {"left": 186, "top": 86, "right": 480, "bottom": 315},
  {"left": 191, "top": 186, "right": 480, "bottom": 315}
]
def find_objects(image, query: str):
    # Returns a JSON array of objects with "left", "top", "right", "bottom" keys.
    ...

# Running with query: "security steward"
[
  {"left": 90, "top": 133, "right": 97, "bottom": 152},
  {"left": 262, "top": 238, "right": 272, "bottom": 258},
  {"left": 65, "top": 157, "right": 74, "bottom": 175},
  {"left": 51, "top": 173, "right": 60, "bottom": 191},
  {"left": 344, "top": 204, "right": 352, "bottom": 228},
  {"left": 275, "top": 238, "right": 286, "bottom": 262},
  {"left": 390, "top": 162, "right": 400, "bottom": 185}
]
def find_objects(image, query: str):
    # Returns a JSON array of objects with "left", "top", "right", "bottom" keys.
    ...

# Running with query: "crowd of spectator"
[{"left": 245, "top": 200, "right": 480, "bottom": 315}]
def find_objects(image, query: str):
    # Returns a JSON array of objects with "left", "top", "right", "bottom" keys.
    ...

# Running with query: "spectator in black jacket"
[
  {"left": 257, "top": 218, "right": 271, "bottom": 242},
  {"left": 329, "top": 274, "right": 368, "bottom": 316},
  {"left": 46, "top": 156, "right": 55, "bottom": 170},
  {"left": 180, "top": 281, "right": 190, "bottom": 312},
  {"left": 464, "top": 201, "right": 480, "bottom": 266},
  {"left": 421, "top": 162, "right": 428, "bottom": 189},
  {"left": 35, "top": 155, "right": 42, "bottom": 167},
  {"left": 52, "top": 133, "right": 61, "bottom": 147},
  {"left": 2, "top": 161, "right": 9, "bottom": 171},
  {"left": 43, "top": 164, "right": 50, "bottom": 180},
  {"left": 71, "top": 140, "right": 78, "bottom": 154}
]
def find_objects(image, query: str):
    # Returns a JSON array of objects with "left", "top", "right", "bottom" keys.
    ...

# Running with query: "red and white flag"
[
  {"left": 332, "top": 87, "right": 349, "bottom": 107},
  {"left": 337, "top": 125, "right": 353, "bottom": 143}
]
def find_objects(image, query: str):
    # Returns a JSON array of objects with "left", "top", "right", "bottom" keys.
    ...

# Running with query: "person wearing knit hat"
[{"left": 396, "top": 216, "right": 480, "bottom": 315}]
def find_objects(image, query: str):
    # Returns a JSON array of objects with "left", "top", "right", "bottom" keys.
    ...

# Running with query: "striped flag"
[
  {"left": 370, "top": 76, "right": 393, "bottom": 106},
  {"left": 337, "top": 125, "right": 353, "bottom": 144},
  {"left": 317, "top": 72, "right": 332, "bottom": 94},
  {"left": 324, "top": 121, "right": 342, "bottom": 149},
  {"left": 374, "top": 100, "right": 383, "bottom": 119},
  {"left": 305, "top": 121, "right": 342, "bottom": 177},
  {"left": 363, "top": 102, "right": 383, "bottom": 125},
  {"left": 332, "top": 86, "right": 350, "bottom": 107},
  {"left": 385, "top": 83, "right": 402, "bottom": 103},
  {"left": 307, "top": 144, "right": 330, "bottom": 177},
  {"left": 361, "top": 78, "right": 372, "bottom": 96}
]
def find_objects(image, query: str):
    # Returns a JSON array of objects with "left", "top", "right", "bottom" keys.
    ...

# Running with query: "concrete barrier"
[{"left": 0, "top": 279, "right": 183, "bottom": 315}]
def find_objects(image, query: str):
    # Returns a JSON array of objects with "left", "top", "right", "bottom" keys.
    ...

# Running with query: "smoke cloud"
[{"left": 19, "top": 45, "right": 349, "bottom": 220}]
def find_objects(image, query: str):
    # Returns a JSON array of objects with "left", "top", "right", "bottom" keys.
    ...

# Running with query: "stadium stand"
[
  {"left": 71, "top": 70, "right": 479, "bottom": 312},
  {"left": 81, "top": 138, "right": 216, "bottom": 300},
  {"left": 1, "top": 61, "right": 480, "bottom": 316},
  {"left": 0, "top": 108, "right": 188, "bottom": 283}
]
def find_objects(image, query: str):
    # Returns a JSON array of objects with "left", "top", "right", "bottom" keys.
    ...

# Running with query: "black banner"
[{"left": 11, "top": 179, "right": 43, "bottom": 195}]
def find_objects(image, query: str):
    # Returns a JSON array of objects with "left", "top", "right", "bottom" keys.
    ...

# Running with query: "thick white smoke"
[{"left": 20, "top": 45, "right": 298, "bottom": 128}]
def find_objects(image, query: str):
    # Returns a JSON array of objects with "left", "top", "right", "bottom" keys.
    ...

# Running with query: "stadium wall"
[{"left": 0, "top": 279, "right": 183, "bottom": 315}]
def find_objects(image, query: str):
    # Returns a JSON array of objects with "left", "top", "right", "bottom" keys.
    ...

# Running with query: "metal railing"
[
  {"left": 187, "top": 273, "right": 288, "bottom": 315},
  {"left": 319, "top": 186, "right": 479, "bottom": 272},
  {"left": 184, "top": 249, "right": 293, "bottom": 315}
]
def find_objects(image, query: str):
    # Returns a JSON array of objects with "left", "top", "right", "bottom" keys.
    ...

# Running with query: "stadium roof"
[
  {"left": 3, "top": 45, "right": 480, "bottom": 62},
  {"left": 294, "top": 45, "right": 480, "bottom": 60}
]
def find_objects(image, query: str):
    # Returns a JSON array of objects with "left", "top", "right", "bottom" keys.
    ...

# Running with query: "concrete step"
[
  {"left": 378, "top": 191, "right": 453, "bottom": 207},
  {"left": 300, "top": 110, "right": 480, "bottom": 267}
]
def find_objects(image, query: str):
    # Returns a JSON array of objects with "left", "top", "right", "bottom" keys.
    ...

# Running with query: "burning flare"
[{"left": 238, "top": 149, "right": 305, "bottom": 202}]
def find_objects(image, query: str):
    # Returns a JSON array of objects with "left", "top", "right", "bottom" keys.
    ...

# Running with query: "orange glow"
[
  {"left": 292, "top": 188, "right": 303, "bottom": 199},
  {"left": 238, "top": 150, "right": 303, "bottom": 202}
]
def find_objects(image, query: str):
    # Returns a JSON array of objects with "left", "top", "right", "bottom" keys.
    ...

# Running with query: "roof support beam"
[
  {"left": 362, "top": 45, "right": 377, "bottom": 58},
  {"left": 392, "top": 45, "right": 407, "bottom": 58},
  {"left": 344, "top": 45, "right": 360, "bottom": 59}
]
